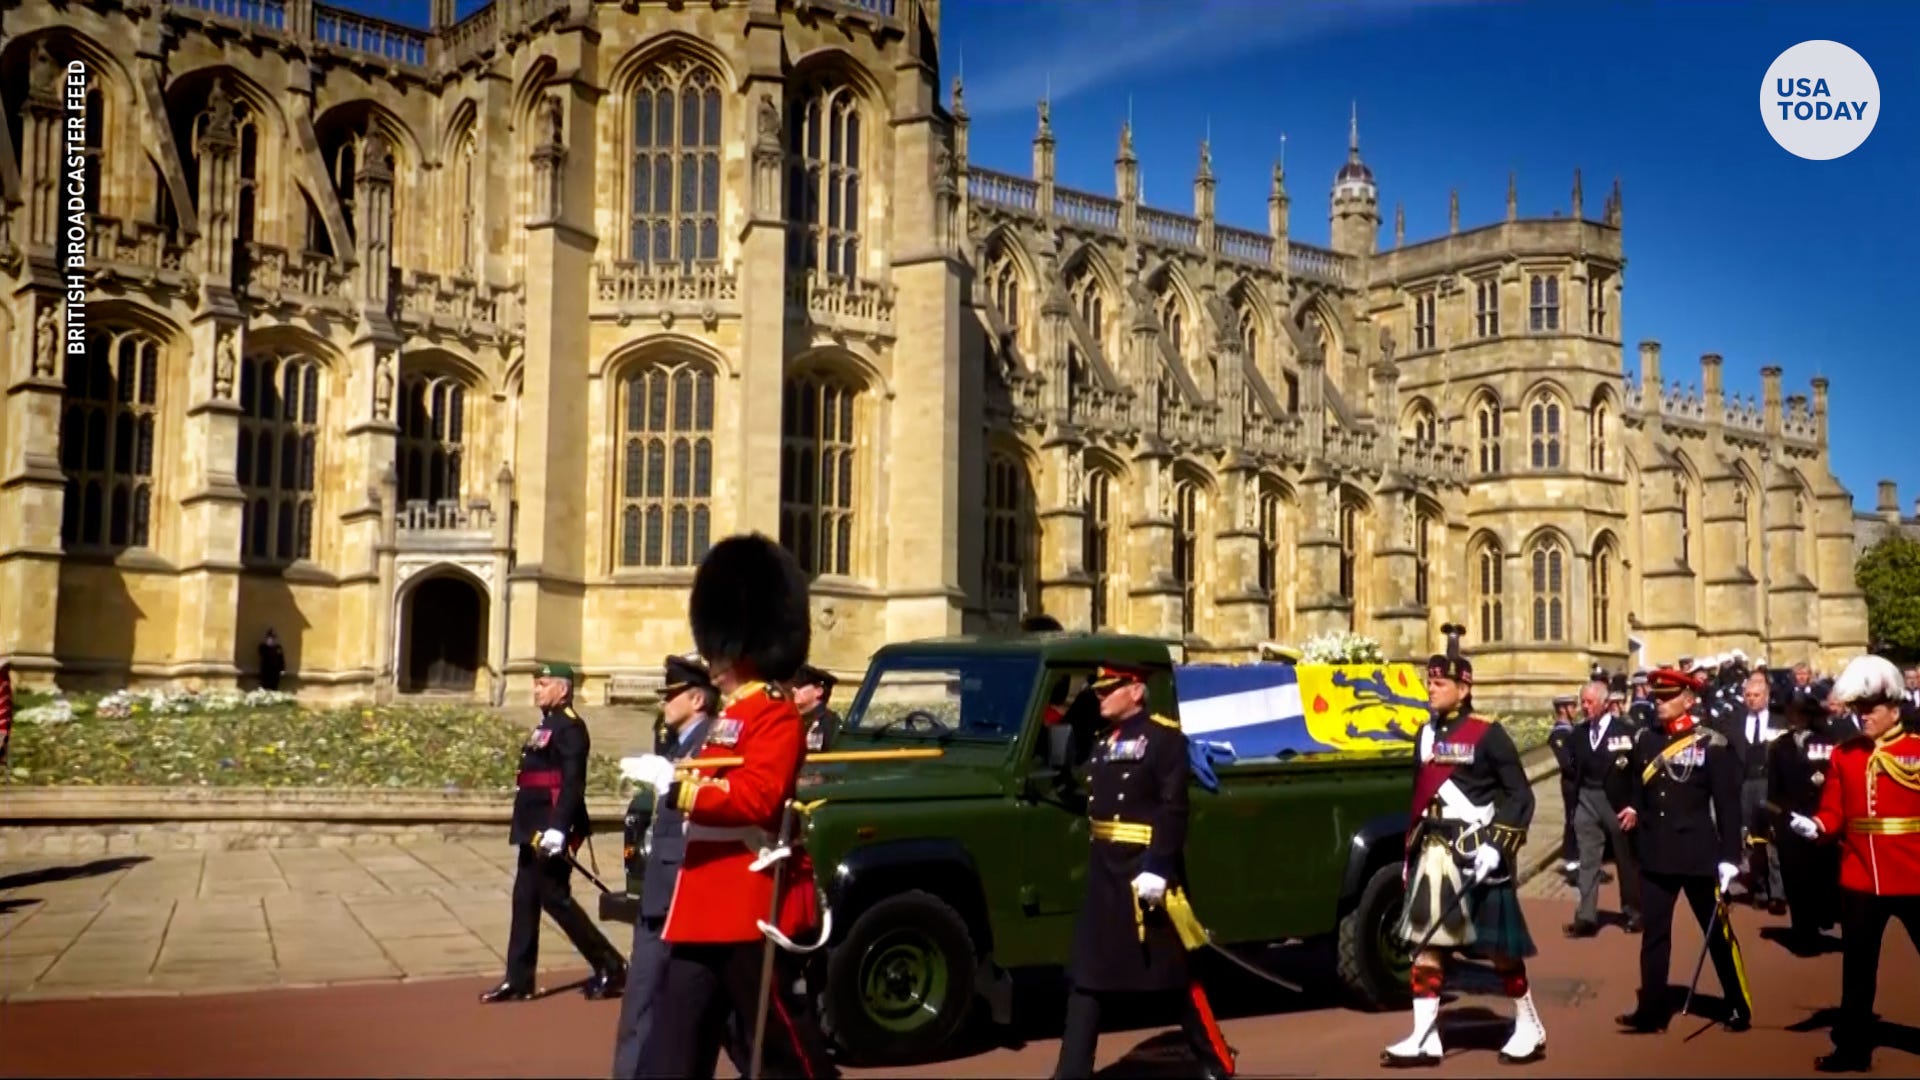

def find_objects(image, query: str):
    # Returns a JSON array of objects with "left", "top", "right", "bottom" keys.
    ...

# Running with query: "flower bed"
[{"left": 7, "top": 692, "right": 626, "bottom": 793}]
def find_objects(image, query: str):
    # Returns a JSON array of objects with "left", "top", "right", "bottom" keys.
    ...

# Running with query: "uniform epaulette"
[
  {"left": 563, "top": 706, "right": 581, "bottom": 720},
  {"left": 1698, "top": 726, "right": 1729, "bottom": 747},
  {"left": 1151, "top": 713, "right": 1181, "bottom": 731},
  {"left": 765, "top": 682, "right": 787, "bottom": 701}
]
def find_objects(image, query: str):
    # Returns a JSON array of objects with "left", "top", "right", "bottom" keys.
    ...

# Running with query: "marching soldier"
[
  {"left": 1786, "top": 655, "right": 1920, "bottom": 1073},
  {"left": 1614, "top": 667, "right": 1752, "bottom": 1034},
  {"left": 1054, "top": 661, "right": 1235, "bottom": 1080},
  {"left": 1549, "top": 696, "right": 1579, "bottom": 876},
  {"left": 1565, "top": 679, "right": 1643, "bottom": 936},
  {"left": 611, "top": 654, "right": 746, "bottom": 1079},
  {"left": 482, "top": 662, "right": 628, "bottom": 1004},
  {"left": 623, "top": 534, "right": 836, "bottom": 1079},
  {"left": 1765, "top": 692, "right": 1843, "bottom": 954},
  {"left": 789, "top": 664, "right": 841, "bottom": 754},
  {"left": 1384, "top": 625, "right": 1544, "bottom": 1068}
]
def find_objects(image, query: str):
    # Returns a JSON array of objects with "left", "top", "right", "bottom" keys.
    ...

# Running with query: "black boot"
[
  {"left": 584, "top": 957, "right": 627, "bottom": 1000},
  {"left": 480, "top": 979, "right": 534, "bottom": 1004},
  {"left": 1615, "top": 992, "right": 1668, "bottom": 1034},
  {"left": 1815, "top": 1047, "right": 1872, "bottom": 1073}
]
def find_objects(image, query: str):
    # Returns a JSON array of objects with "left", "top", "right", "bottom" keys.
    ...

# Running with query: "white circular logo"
[{"left": 1761, "top": 40, "right": 1879, "bottom": 160}]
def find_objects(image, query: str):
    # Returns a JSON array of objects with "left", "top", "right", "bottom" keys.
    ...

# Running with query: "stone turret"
[{"left": 1330, "top": 103, "right": 1378, "bottom": 258}]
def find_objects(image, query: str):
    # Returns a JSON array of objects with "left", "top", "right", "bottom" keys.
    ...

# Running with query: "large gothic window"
[
  {"left": 1529, "top": 273, "right": 1561, "bottom": 332},
  {"left": 1085, "top": 468, "right": 1116, "bottom": 630},
  {"left": 619, "top": 360, "right": 715, "bottom": 568},
  {"left": 1473, "top": 393, "right": 1503, "bottom": 475},
  {"left": 1590, "top": 538, "right": 1616, "bottom": 645},
  {"left": 1406, "top": 402, "right": 1438, "bottom": 445},
  {"left": 238, "top": 350, "right": 323, "bottom": 564},
  {"left": 1337, "top": 497, "right": 1361, "bottom": 615},
  {"left": 983, "top": 243, "right": 1021, "bottom": 333},
  {"left": 1067, "top": 261, "right": 1106, "bottom": 346},
  {"left": 60, "top": 327, "right": 160, "bottom": 551},
  {"left": 1472, "top": 536, "right": 1506, "bottom": 643},
  {"left": 1154, "top": 280, "right": 1186, "bottom": 356},
  {"left": 1589, "top": 398, "right": 1610, "bottom": 473},
  {"left": 180, "top": 88, "right": 259, "bottom": 278},
  {"left": 1528, "top": 392, "right": 1563, "bottom": 470},
  {"left": 985, "top": 453, "right": 1031, "bottom": 613},
  {"left": 787, "top": 78, "right": 862, "bottom": 279},
  {"left": 780, "top": 373, "right": 860, "bottom": 576},
  {"left": 1414, "top": 511, "right": 1434, "bottom": 608},
  {"left": 1529, "top": 536, "right": 1567, "bottom": 642},
  {"left": 1174, "top": 480, "right": 1202, "bottom": 637},
  {"left": 398, "top": 373, "right": 466, "bottom": 507},
  {"left": 628, "top": 57, "right": 722, "bottom": 268},
  {"left": 453, "top": 127, "right": 479, "bottom": 274},
  {"left": 1258, "top": 486, "right": 1291, "bottom": 642}
]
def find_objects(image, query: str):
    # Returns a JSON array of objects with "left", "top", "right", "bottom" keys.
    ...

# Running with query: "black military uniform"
[
  {"left": 1765, "top": 694, "right": 1844, "bottom": 950},
  {"left": 483, "top": 661, "right": 627, "bottom": 1003},
  {"left": 1565, "top": 699, "right": 1642, "bottom": 935},
  {"left": 610, "top": 655, "right": 749, "bottom": 1080},
  {"left": 791, "top": 663, "right": 842, "bottom": 753},
  {"left": 1055, "top": 662, "right": 1234, "bottom": 1080},
  {"left": 1616, "top": 667, "right": 1752, "bottom": 1033},
  {"left": 1548, "top": 697, "right": 1579, "bottom": 873}
]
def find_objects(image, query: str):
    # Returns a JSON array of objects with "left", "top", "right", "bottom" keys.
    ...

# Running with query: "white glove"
[
  {"left": 1131, "top": 872, "right": 1168, "bottom": 907},
  {"left": 619, "top": 754, "right": 678, "bottom": 794},
  {"left": 538, "top": 828, "right": 566, "bottom": 855},
  {"left": 1472, "top": 843, "right": 1501, "bottom": 882},
  {"left": 1789, "top": 813, "right": 1820, "bottom": 840},
  {"left": 1716, "top": 862, "right": 1740, "bottom": 893},
  {"left": 749, "top": 845, "right": 793, "bottom": 873}
]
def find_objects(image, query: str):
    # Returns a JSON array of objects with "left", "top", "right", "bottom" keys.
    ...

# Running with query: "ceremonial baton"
[
  {"left": 675, "top": 747, "right": 945, "bottom": 772},
  {"left": 747, "top": 800, "right": 801, "bottom": 1080},
  {"left": 1680, "top": 892, "right": 1726, "bottom": 1018}
]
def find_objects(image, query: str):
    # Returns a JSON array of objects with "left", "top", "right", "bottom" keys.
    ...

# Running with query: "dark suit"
[
  {"left": 1623, "top": 716, "right": 1750, "bottom": 1020},
  {"left": 505, "top": 705, "right": 623, "bottom": 989},
  {"left": 1720, "top": 708, "right": 1784, "bottom": 903},
  {"left": 1765, "top": 721, "right": 1843, "bottom": 938},
  {"left": 1567, "top": 712, "right": 1642, "bottom": 925},
  {"left": 610, "top": 717, "right": 749, "bottom": 1080},
  {"left": 1548, "top": 722, "right": 1578, "bottom": 865}
]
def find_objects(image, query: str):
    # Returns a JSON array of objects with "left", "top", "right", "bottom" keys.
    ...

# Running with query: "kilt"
[{"left": 1396, "top": 824, "right": 1537, "bottom": 960}]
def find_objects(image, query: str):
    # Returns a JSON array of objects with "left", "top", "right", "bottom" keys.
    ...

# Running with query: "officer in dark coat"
[
  {"left": 1765, "top": 692, "right": 1844, "bottom": 952},
  {"left": 482, "top": 661, "right": 628, "bottom": 1003},
  {"left": 1548, "top": 695, "right": 1580, "bottom": 876},
  {"left": 610, "top": 655, "right": 747, "bottom": 1079},
  {"left": 1055, "top": 662, "right": 1234, "bottom": 1080},
  {"left": 789, "top": 663, "right": 841, "bottom": 753},
  {"left": 1615, "top": 667, "right": 1752, "bottom": 1033}
]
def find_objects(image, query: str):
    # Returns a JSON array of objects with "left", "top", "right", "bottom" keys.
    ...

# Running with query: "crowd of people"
[{"left": 1539, "top": 650, "right": 1920, "bottom": 1072}]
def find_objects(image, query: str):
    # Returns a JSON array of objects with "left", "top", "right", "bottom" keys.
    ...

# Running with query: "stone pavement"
[{"left": 0, "top": 839, "right": 634, "bottom": 1002}]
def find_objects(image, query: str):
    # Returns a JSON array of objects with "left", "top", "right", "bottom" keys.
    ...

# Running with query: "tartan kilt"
[{"left": 1395, "top": 826, "right": 1538, "bottom": 960}]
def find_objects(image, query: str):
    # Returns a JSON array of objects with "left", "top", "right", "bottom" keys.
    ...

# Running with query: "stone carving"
[
  {"left": 814, "top": 600, "right": 839, "bottom": 633},
  {"left": 1063, "top": 451, "right": 1084, "bottom": 507},
  {"left": 1158, "top": 470, "right": 1175, "bottom": 520},
  {"left": 361, "top": 131, "right": 393, "bottom": 182},
  {"left": 214, "top": 332, "right": 236, "bottom": 399},
  {"left": 395, "top": 556, "right": 496, "bottom": 591},
  {"left": 374, "top": 352, "right": 395, "bottom": 420},
  {"left": 757, "top": 96, "right": 780, "bottom": 146},
  {"left": 34, "top": 307, "right": 59, "bottom": 378},
  {"left": 1241, "top": 483, "right": 1259, "bottom": 532},
  {"left": 205, "top": 80, "right": 237, "bottom": 142},
  {"left": 1037, "top": 97, "right": 1050, "bottom": 131},
  {"left": 541, "top": 94, "right": 565, "bottom": 149},
  {"left": 29, "top": 42, "right": 56, "bottom": 99},
  {"left": 1378, "top": 324, "right": 1395, "bottom": 365}
]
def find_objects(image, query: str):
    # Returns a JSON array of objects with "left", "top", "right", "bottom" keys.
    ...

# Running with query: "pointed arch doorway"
[{"left": 399, "top": 569, "right": 489, "bottom": 694}]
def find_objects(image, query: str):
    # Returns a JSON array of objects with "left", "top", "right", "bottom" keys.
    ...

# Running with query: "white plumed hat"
[{"left": 1832, "top": 654, "right": 1903, "bottom": 707}]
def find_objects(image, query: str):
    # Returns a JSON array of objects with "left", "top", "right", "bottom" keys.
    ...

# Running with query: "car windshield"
[{"left": 842, "top": 654, "right": 1040, "bottom": 743}]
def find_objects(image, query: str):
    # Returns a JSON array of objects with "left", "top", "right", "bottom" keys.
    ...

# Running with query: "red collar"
[{"left": 1663, "top": 712, "right": 1697, "bottom": 738}]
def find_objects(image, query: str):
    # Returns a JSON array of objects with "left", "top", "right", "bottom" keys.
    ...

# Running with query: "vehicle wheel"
[
  {"left": 1336, "top": 861, "right": 1413, "bottom": 1011},
  {"left": 825, "top": 889, "right": 978, "bottom": 1065}
]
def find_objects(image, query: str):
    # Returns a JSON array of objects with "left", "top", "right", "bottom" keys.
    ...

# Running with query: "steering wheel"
[{"left": 876, "top": 708, "right": 953, "bottom": 736}]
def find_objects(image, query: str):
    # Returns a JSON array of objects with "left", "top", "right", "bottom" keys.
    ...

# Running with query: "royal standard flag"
[{"left": 1173, "top": 662, "right": 1432, "bottom": 761}]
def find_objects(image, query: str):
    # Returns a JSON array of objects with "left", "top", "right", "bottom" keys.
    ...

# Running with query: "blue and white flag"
[{"left": 1174, "top": 662, "right": 1430, "bottom": 762}]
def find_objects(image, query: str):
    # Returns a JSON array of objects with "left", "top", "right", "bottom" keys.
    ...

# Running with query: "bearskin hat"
[{"left": 689, "top": 533, "right": 811, "bottom": 682}]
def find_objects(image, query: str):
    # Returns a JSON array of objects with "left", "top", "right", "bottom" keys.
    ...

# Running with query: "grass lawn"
[
  {"left": 6, "top": 689, "right": 628, "bottom": 794},
  {"left": 1498, "top": 712, "right": 1555, "bottom": 757}
]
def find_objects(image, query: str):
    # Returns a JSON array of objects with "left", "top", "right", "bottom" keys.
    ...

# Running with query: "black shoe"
[
  {"left": 480, "top": 980, "right": 534, "bottom": 1004},
  {"left": 1623, "top": 912, "right": 1644, "bottom": 934},
  {"left": 1616, "top": 1009, "right": 1668, "bottom": 1034},
  {"left": 1767, "top": 899, "right": 1788, "bottom": 917},
  {"left": 1815, "top": 1048, "right": 1872, "bottom": 1073},
  {"left": 584, "top": 966, "right": 626, "bottom": 1000},
  {"left": 1564, "top": 920, "right": 1600, "bottom": 939},
  {"left": 1723, "top": 1009, "right": 1751, "bottom": 1033}
]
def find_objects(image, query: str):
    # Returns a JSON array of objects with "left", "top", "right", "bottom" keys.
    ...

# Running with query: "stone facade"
[
  {"left": 1853, "top": 479, "right": 1920, "bottom": 559},
  {"left": 0, "top": 0, "right": 1869, "bottom": 710}
]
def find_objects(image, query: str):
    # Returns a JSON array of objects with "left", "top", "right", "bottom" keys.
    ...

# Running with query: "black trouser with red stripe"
[
  {"left": 505, "top": 845, "right": 624, "bottom": 988},
  {"left": 1832, "top": 890, "right": 1920, "bottom": 1055},
  {"left": 1053, "top": 982, "right": 1233, "bottom": 1079},
  {"left": 636, "top": 941, "right": 836, "bottom": 1080}
]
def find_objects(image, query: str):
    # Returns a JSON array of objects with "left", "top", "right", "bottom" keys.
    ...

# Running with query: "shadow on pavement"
[
  {"left": 1759, "top": 925, "right": 1844, "bottom": 957},
  {"left": 1785, "top": 1007, "right": 1920, "bottom": 1064},
  {"left": 0, "top": 855, "right": 149, "bottom": 893}
]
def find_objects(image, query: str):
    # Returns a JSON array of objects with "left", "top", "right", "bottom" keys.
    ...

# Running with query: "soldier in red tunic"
[
  {"left": 1786, "top": 654, "right": 1920, "bottom": 1073},
  {"left": 625, "top": 534, "right": 835, "bottom": 1079}
]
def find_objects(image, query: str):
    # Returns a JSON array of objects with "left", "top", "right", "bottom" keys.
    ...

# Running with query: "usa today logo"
[{"left": 1761, "top": 40, "right": 1878, "bottom": 160}]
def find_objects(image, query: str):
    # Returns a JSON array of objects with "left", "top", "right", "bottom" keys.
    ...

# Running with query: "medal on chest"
[
  {"left": 1673, "top": 747, "right": 1707, "bottom": 768},
  {"left": 1808, "top": 743, "right": 1832, "bottom": 762},
  {"left": 1607, "top": 735, "right": 1633, "bottom": 753},
  {"left": 525, "top": 727, "right": 553, "bottom": 750},
  {"left": 709, "top": 718, "right": 744, "bottom": 748},
  {"left": 1103, "top": 736, "right": 1148, "bottom": 763},
  {"left": 1428, "top": 739, "right": 1477, "bottom": 766},
  {"left": 806, "top": 724, "right": 826, "bottom": 751}
]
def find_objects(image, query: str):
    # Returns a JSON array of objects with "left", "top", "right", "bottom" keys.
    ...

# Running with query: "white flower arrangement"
[
  {"left": 17, "top": 697, "right": 74, "bottom": 725},
  {"left": 1299, "top": 630, "right": 1386, "bottom": 666},
  {"left": 56, "top": 687, "right": 296, "bottom": 721}
]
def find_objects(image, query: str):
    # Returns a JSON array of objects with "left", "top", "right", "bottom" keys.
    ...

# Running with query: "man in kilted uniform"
[
  {"left": 1787, "top": 654, "right": 1920, "bottom": 1073},
  {"left": 1614, "top": 667, "right": 1752, "bottom": 1034},
  {"left": 1053, "top": 662, "right": 1235, "bottom": 1080},
  {"left": 1565, "top": 678, "right": 1643, "bottom": 937},
  {"left": 481, "top": 661, "right": 628, "bottom": 1003},
  {"left": 611, "top": 654, "right": 746, "bottom": 1079},
  {"left": 1384, "top": 626, "right": 1543, "bottom": 1068},
  {"left": 1766, "top": 691, "right": 1843, "bottom": 954},
  {"left": 624, "top": 534, "right": 836, "bottom": 1079}
]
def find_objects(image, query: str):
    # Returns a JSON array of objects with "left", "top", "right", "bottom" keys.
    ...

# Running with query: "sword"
[
  {"left": 1409, "top": 868, "right": 1488, "bottom": 957},
  {"left": 525, "top": 838, "right": 614, "bottom": 895},
  {"left": 1162, "top": 889, "right": 1303, "bottom": 994},
  {"left": 746, "top": 800, "right": 801, "bottom": 1080},
  {"left": 1680, "top": 892, "right": 1725, "bottom": 1018}
]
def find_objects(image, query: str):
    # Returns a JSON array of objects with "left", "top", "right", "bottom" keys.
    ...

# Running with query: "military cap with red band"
[
  {"left": 1645, "top": 666, "right": 1704, "bottom": 699},
  {"left": 1090, "top": 662, "right": 1154, "bottom": 692},
  {"left": 1427, "top": 622, "right": 1474, "bottom": 682}
]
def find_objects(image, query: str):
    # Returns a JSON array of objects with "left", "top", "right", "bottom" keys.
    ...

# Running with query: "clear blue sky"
[{"left": 375, "top": 0, "right": 1918, "bottom": 510}]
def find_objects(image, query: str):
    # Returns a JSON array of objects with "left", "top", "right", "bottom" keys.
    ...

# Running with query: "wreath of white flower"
[{"left": 1299, "top": 630, "right": 1386, "bottom": 666}]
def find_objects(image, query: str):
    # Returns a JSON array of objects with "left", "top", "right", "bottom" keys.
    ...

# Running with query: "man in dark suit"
[
  {"left": 1565, "top": 679, "right": 1643, "bottom": 936},
  {"left": 1548, "top": 695, "right": 1580, "bottom": 877},
  {"left": 609, "top": 654, "right": 746, "bottom": 1079},
  {"left": 1719, "top": 671, "right": 1786, "bottom": 912},
  {"left": 482, "top": 662, "right": 627, "bottom": 1004}
]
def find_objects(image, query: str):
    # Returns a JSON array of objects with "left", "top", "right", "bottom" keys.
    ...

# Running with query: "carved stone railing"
[
  {"left": 593, "top": 261, "right": 740, "bottom": 317},
  {"left": 787, "top": 273, "right": 896, "bottom": 334},
  {"left": 1068, "top": 388, "right": 1136, "bottom": 434},
  {"left": 313, "top": 4, "right": 429, "bottom": 67},
  {"left": 1288, "top": 244, "right": 1349, "bottom": 286},
  {"left": 439, "top": 3, "right": 498, "bottom": 68},
  {"left": 1214, "top": 225, "right": 1273, "bottom": 266},
  {"left": 803, "top": 0, "right": 901, "bottom": 21},
  {"left": 397, "top": 498, "right": 497, "bottom": 551},
  {"left": 1622, "top": 375, "right": 1645, "bottom": 414},
  {"left": 1321, "top": 427, "right": 1383, "bottom": 472},
  {"left": 244, "top": 243, "right": 351, "bottom": 307},
  {"left": 1397, "top": 437, "right": 1469, "bottom": 483},
  {"left": 1659, "top": 383, "right": 1706, "bottom": 424},
  {"left": 1242, "top": 412, "right": 1304, "bottom": 460},
  {"left": 168, "top": 0, "right": 288, "bottom": 33},
  {"left": 1055, "top": 189, "right": 1121, "bottom": 232},
  {"left": 86, "top": 216, "right": 188, "bottom": 277},
  {"left": 1724, "top": 395, "right": 1766, "bottom": 434},
  {"left": 394, "top": 271, "right": 500, "bottom": 333},
  {"left": 1138, "top": 206, "right": 1199, "bottom": 249},
  {"left": 1782, "top": 404, "right": 1818, "bottom": 444},
  {"left": 968, "top": 168, "right": 1039, "bottom": 214}
]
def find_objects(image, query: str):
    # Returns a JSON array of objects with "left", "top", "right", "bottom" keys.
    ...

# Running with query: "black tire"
[
  {"left": 1336, "top": 861, "right": 1414, "bottom": 1011},
  {"left": 824, "top": 889, "right": 978, "bottom": 1065}
]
